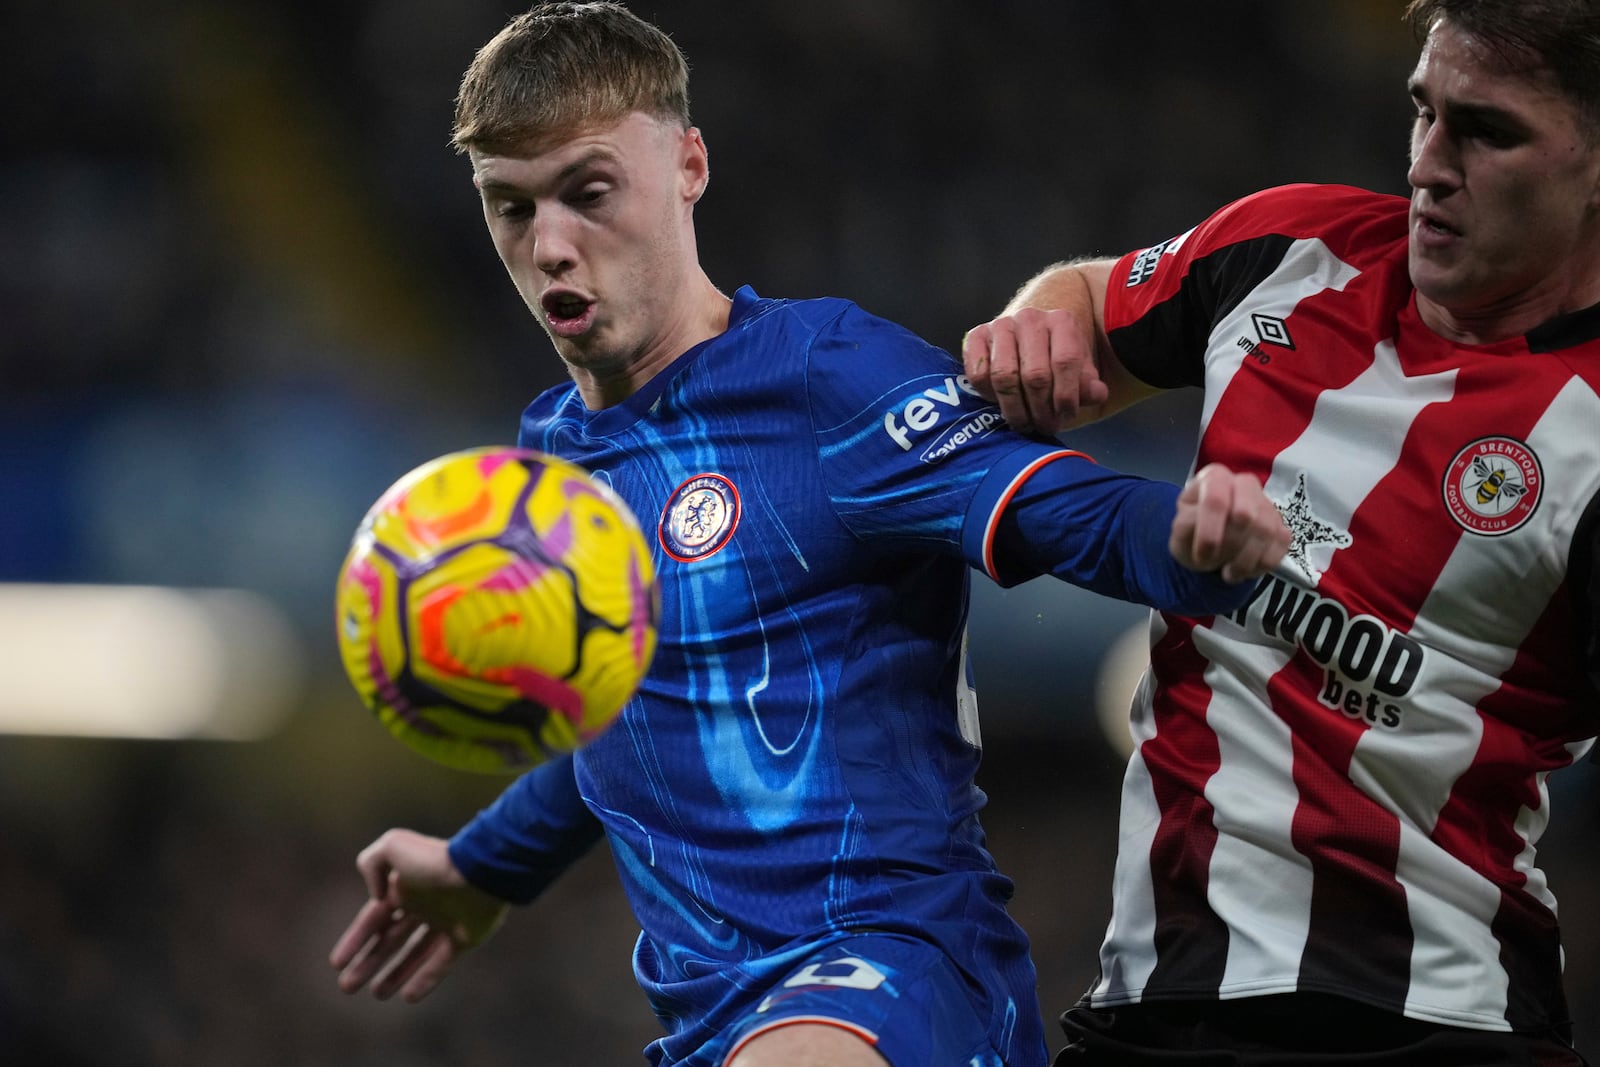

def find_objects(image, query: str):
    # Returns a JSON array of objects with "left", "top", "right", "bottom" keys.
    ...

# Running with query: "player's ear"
[{"left": 681, "top": 126, "right": 709, "bottom": 204}]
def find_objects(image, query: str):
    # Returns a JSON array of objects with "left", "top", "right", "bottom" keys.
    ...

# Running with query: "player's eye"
[
  {"left": 571, "top": 183, "right": 610, "bottom": 206},
  {"left": 494, "top": 200, "right": 533, "bottom": 220},
  {"left": 1467, "top": 123, "right": 1519, "bottom": 148}
]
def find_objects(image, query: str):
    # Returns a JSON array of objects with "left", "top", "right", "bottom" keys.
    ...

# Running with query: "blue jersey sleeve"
[
  {"left": 804, "top": 302, "right": 1254, "bottom": 615},
  {"left": 975, "top": 453, "right": 1256, "bottom": 614},
  {"left": 447, "top": 754, "right": 604, "bottom": 905},
  {"left": 805, "top": 303, "right": 1045, "bottom": 545}
]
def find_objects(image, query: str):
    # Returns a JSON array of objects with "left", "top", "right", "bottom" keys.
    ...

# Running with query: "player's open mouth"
[
  {"left": 542, "top": 292, "right": 596, "bottom": 337},
  {"left": 1413, "top": 210, "right": 1461, "bottom": 250},
  {"left": 1415, "top": 206, "right": 1461, "bottom": 236}
]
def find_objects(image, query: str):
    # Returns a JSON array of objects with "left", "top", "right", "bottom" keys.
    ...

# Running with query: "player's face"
[
  {"left": 1406, "top": 19, "right": 1600, "bottom": 340},
  {"left": 471, "top": 112, "right": 708, "bottom": 394}
]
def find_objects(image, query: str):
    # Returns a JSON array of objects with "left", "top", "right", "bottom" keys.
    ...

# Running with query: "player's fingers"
[
  {"left": 355, "top": 836, "right": 399, "bottom": 902},
  {"left": 961, "top": 324, "right": 996, "bottom": 397},
  {"left": 1219, "top": 538, "right": 1268, "bottom": 585},
  {"left": 1220, "top": 498, "right": 1291, "bottom": 582},
  {"left": 339, "top": 907, "right": 425, "bottom": 995},
  {"left": 371, "top": 924, "right": 445, "bottom": 1001},
  {"left": 1212, "top": 472, "right": 1290, "bottom": 582},
  {"left": 398, "top": 931, "right": 462, "bottom": 1003},
  {"left": 1265, "top": 508, "right": 1292, "bottom": 567},
  {"left": 1012, "top": 308, "right": 1058, "bottom": 431},
  {"left": 981, "top": 319, "right": 1037, "bottom": 433},
  {"left": 329, "top": 897, "right": 393, "bottom": 970},
  {"left": 1045, "top": 309, "right": 1108, "bottom": 425},
  {"left": 1184, "top": 464, "right": 1235, "bottom": 569}
]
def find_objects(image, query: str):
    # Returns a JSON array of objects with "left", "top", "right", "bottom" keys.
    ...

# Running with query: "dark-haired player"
[{"left": 964, "top": 1, "right": 1600, "bottom": 1062}]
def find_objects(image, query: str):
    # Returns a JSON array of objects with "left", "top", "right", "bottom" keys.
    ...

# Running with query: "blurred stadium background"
[{"left": 1, "top": 1, "right": 1593, "bottom": 1062}]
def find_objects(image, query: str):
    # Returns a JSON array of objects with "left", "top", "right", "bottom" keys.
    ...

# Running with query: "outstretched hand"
[
  {"left": 329, "top": 828, "right": 509, "bottom": 1003},
  {"left": 1170, "top": 463, "right": 1291, "bottom": 584}
]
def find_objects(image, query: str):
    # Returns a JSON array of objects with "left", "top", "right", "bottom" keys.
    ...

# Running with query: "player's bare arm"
[
  {"left": 1169, "top": 463, "right": 1291, "bottom": 585},
  {"left": 329, "top": 828, "right": 509, "bottom": 1003},
  {"left": 963, "top": 259, "right": 1156, "bottom": 434}
]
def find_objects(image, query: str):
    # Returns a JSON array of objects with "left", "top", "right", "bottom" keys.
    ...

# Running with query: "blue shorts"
[{"left": 719, "top": 933, "right": 1017, "bottom": 1067}]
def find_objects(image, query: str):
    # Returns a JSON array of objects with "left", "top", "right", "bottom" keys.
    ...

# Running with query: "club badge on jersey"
[
  {"left": 660, "top": 472, "right": 741, "bottom": 561},
  {"left": 1442, "top": 436, "right": 1543, "bottom": 537}
]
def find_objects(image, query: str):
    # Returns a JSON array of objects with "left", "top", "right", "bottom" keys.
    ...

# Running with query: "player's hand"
[
  {"left": 1170, "top": 463, "right": 1291, "bottom": 584},
  {"left": 329, "top": 828, "right": 509, "bottom": 1003},
  {"left": 963, "top": 306, "right": 1108, "bottom": 435}
]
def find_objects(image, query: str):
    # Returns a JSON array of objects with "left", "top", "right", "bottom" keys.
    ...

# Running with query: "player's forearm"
[
  {"left": 448, "top": 754, "right": 604, "bottom": 905},
  {"left": 988, "top": 453, "right": 1258, "bottom": 615},
  {"left": 1003, "top": 258, "right": 1104, "bottom": 316}
]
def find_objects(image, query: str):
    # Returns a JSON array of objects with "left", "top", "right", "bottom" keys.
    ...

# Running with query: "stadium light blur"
[
  {"left": 0, "top": 583, "right": 305, "bottom": 740},
  {"left": 1094, "top": 621, "right": 1150, "bottom": 762}
]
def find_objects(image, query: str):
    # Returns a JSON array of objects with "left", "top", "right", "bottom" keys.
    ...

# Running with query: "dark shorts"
[
  {"left": 719, "top": 933, "right": 1020, "bottom": 1067},
  {"left": 1054, "top": 994, "right": 1588, "bottom": 1066}
]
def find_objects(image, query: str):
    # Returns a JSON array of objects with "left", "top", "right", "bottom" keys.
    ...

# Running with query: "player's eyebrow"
[{"left": 477, "top": 149, "right": 622, "bottom": 195}]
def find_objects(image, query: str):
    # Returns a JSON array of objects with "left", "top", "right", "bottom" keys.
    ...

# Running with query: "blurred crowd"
[{"left": 0, "top": 1, "right": 1593, "bottom": 1062}]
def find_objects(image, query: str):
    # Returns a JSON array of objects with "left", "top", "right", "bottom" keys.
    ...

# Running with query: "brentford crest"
[
  {"left": 659, "top": 473, "right": 741, "bottom": 561},
  {"left": 1442, "top": 436, "right": 1542, "bottom": 536}
]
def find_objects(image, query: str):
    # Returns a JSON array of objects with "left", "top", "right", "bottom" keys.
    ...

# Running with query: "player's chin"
[
  {"left": 549, "top": 329, "right": 621, "bottom": 370},
  {"left": 1407, "top": 253, "right": 1481, "bottom": 310}
]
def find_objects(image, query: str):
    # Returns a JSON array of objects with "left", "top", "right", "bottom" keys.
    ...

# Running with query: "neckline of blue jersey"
[{"left": 578, "top": 285, "right": 767, "bottom": 436}]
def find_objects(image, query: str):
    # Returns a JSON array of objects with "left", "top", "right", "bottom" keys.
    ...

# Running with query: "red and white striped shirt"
[{"left": 1094, "top": 183, "right": 1600, "bottom": 1034}]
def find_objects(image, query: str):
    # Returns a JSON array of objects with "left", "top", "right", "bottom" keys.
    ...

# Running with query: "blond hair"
[{"left": 452, "top": 2, "right": 692, "bottom": 154}]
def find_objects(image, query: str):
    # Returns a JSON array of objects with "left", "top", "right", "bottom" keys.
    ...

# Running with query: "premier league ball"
[{"left": 335, "top": 447, "right": 659, "bottom": 773}]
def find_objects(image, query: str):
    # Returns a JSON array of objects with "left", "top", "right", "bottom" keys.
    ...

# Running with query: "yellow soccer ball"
[{"left": 335, "top": 447, "right": 658, "bottom": 773}]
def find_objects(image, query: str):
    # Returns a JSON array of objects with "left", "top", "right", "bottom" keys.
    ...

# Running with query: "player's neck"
[{"left": 1418, "top": 271, "right": 1600, "bottom": 346}]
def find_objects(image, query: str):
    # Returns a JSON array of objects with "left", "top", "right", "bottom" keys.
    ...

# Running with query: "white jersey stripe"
[
  {"left": 1197, "top": 622, "right": 1313, "bottom": 995},
  {"left": 1094, "top": 624, "right": 1165, "bottom": 1001},
  {"left": 1399, "top": 812, "right": 1514, "bottom": 1028}
]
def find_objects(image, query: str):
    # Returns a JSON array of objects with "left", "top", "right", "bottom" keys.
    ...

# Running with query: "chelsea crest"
[{"left": 660, "top": 473, "right": 741, "bottom": 561}]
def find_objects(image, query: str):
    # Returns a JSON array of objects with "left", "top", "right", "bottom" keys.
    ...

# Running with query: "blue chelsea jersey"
[{"left": 450, "top": 287, "right": 1251, "bottom": 1066}]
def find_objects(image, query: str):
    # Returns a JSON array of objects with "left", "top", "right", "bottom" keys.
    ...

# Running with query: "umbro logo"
[
  {"left": 1236, "top": 314, "right": 1294, "bottom": 365},
  {"left": 1253, "top": 314, "right": 1294, "bottom": 349}
]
